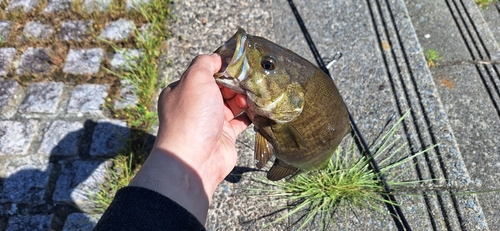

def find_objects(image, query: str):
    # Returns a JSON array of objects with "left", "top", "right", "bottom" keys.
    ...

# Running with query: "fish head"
[{"left": 214, "top": 28, "right": 305, "bottom": 123}]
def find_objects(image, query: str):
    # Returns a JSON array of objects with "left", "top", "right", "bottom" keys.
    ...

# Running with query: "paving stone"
[
  {"left": 126, "top": 0, "right": 150, "bottom": 10},
  {"left": 38, "top": 120, "right": 84, "bottom": 156},
  {"left": 0, "top": 21, "right": 12, "bottom": 41},
  {"left": 114, "top": 79, "right": 138, "bottom": 110},
  {"left": 0, "top": 48, "right": 17, "bottom": 76},
  {"left": 59, "top": 20, "right": 92, "bottom": 42},
  {"left": 6, "top": 215, "right": 52, "bottom": 231},
  {"left": 0, "top": 120, "right": 38, "bottom": 155},
  {"left": 0, "top": 155, "right": 51, "bottom": 203},
  {"left": 99, "top": 19, "right": 135, "bottom": 41},
  {"left": 21, "top": 21, "right": 54, "bottom": 41},
  {"left": 0, "top": 80, "right": 23, "bottom": 118},
  {"left": 53, "top": 160, "right": 108, "bottom": 209},
  {"left": 44, "top": 0, "right": 72, "bottom": 13},
  {"left": 110, "top": 49, "right": 142, "bottom": 71},
  {"left": 18, "top": 82, "right": 63, "bottom": 114},
  {"left": 89, "top": 119, "right": 130, "bottom": 156},
  {"left": 63, "top": 48, "right": 104, "bottom": 75},
  {"left": 62, "top": 213, "right": 99, "bottom": 231},
  {"left": 83, "top": 0, "right": 113, "bottom": 12},
  {"left": 7, "top": 0, "right": 40, "bottom": 12},
  {"left": 67, "top": 84, "right": 108, "bottom": 114},
  {"left": 16, "top": 48, "right": 54, "bottom": 76}
]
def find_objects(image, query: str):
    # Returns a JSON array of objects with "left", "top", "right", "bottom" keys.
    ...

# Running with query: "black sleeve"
[{"left": 93, "top": 186, "right": 206, "bottom": 231}]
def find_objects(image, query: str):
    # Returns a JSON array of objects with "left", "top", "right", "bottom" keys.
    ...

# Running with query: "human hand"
[
  {"left": 155, "top": 53, "right": 250, "bottom": 188},
  {"left": 130, "top": 53, "right": 250, "bottom": 223}
]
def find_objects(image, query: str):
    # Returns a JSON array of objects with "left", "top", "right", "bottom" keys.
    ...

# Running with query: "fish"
[{"left": 214, "top": 28, "right": 351, "bottom": 181}]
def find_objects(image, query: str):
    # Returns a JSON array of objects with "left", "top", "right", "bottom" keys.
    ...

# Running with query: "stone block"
[
  {"left": 114, "top": 79, "right": 138, "bottom": 110},
  {"left": 99, "top": 19, "right": 135, "bottom": 41},
  {"left": 89, "top": 119, "right": 130, "bottom": 156},
  {"left": 20, "top": 21, "right": 54, "bottom": 41},
  {"left": 0, "top": 21, "right": 12, "bottom": 41},
  {"left": 0, "top": 155, "right": 51, "bottom": 203},
  {"left": 83, "top": 0, "right": 112, "bottom": 12},
  {"left": 53, "top": 160, "right": 109, "bottom": 209},
  {"left": 62, "top": 213, "right": 99, "bottom": 231},
  {"left": 59, "top": 20, "right": 92, "bottom": 42},
  {"left": 110, "top": 49, "right": 142, "bottom": 71},
  {"left": 0, "top": 120, "right": 38, "bottom": 155},
  {"left": 6, "top": 215, "right": 52, "bottom": 231},
  {"left": 7, "top": 0, "right": 40, "bottom": 12},
  {"left": 38, "top": 120, "right": 84, "bottom": 156},
  {"left": 0, "top": 48, "right": 17, "bottom": 76},
  {"left": 63, "top": 48, "right": 104, "bottom": 75},
  {"left": 44, "top": 0, "right": 72, "bottom": 13},
  {"left": 16, "top": 48, "right": 54, "bottom": 76},
  {"left": 126, "top": 0, "right": 151, "bottom": 11},
  {"left": 0, "top": 80, "right": 23, "bottom": 118},
  {"left": 18, "top": 82, "right": 63, "bottom": 114},
  {"left": 67, "top": 84, "right": 108, "bottom": 114}
]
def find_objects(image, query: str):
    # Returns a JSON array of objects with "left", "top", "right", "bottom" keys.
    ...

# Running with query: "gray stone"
[
  {"left": 126, "top": 0, "right": 150, "bottom": 11},
  {"left": 16, "top": 48, "right": 54, "bottom": 75},
  {"left": 0, "top": 80, "right": 23, "bottom": 118},
  {"left": 63, "top": 48, "right": 104, "bottom": 75},
  {"left": 114, "top": 79, "right": 138, "bottom": 110},
  {"left": 99, "top": 19, "right": 135, "bottom": 41},
  {"left": 62, "top": 213, "right": 99, "bottom": 231},
  {"left": 7, "top": 0, "right": 40, "bottom": 12},
  {"left": 44, "top": 0, "right": 72, "bottom": 13},
  {"left": 89, "top": 119, "right": 130, "bottom": 156},
  {"left": 0, "top": 155, "right": 51, "bottom": 203},
  {"left": 0, "top": 48, "right": 16, "bottom": 76},
  {"left": 59, "top": 20, "right": 92, "bottom": 42},
  {"left": 83, "top": 0, "right": 112, "bottom": 12},
  {"left": 38, "top": 120, "right": 84, "bottom": 156},
  {"left": 6, "top": 215, "right": 52, "bottom": 231},
  {"left": 0, "top": 21, "right": 12, "bottom": 42},
  {"left": 110, "top": 49, "right": 142, "bottom": 71},
  {"left": 53, "top": 160, "right": 109, "bottom": 209},
  {"left": 21, "top": 21, "right": 54, "bottom": 41},
  {"left": 0, "top": 120, "right": 38, "bottom": 155},
  {"left": 67, "top": 84, "right": 108, "bottom": 114},
  {"left": 18, "top": 82, "right": 63, "bottom": 114}
]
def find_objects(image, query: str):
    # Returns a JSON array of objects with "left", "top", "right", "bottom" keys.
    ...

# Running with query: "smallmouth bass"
[{"left": 214, "top": 28, "right": 350, "bottom": 181}]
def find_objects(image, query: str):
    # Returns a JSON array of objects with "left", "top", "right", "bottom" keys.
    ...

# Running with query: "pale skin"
[{"left": 129, "top": 53, "right": 250, "bottom": 224}]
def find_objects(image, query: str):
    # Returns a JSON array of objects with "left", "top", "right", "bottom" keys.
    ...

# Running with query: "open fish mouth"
[{"left": 213, "top": 28, "right": 249, "bottom": 93}]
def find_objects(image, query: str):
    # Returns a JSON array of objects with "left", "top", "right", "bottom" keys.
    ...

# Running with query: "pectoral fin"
[
  {"left": 267, "top": 159, "right": 299, "bottom": 181},
  {"left": 272, "top": 123, "right": 308, "bottom": 149},
  {"left": 255, "top": 132, "right": 273, "bottom": 169}
]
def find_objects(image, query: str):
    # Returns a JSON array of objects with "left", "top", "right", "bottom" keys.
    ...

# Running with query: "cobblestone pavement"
[{"left": 0, "top": 0, "right": 146, "bottom": 230}]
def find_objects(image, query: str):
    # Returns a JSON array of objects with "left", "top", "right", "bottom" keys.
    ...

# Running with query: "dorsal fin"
[
  {"left": 254, "top": 132, "right": 274, "bottom": 169},
  {"left": 267, "top": 159, "right": 299, "bottom": 181}
]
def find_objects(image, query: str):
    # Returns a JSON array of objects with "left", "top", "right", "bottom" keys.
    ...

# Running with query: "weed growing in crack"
[{"left": 424, "top": 48, "right": 442, "bottom": 68}]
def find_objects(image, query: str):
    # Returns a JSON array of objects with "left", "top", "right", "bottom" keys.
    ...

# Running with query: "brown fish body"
[{"left": 214, "top": 28, "right": 350, "bottom": 180}]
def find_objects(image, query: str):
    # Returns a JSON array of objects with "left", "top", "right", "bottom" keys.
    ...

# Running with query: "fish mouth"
[{"left": 213, "top": 28, "right": 249, "bottom": 94}]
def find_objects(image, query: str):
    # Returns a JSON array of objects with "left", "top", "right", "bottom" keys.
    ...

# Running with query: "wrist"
[{"left": 130, "top": 147, "right": 214, "bottom": 224}]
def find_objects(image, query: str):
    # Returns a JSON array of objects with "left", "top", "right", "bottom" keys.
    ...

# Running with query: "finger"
[
  {"left": 165, "top": 80, "right": 180, "bottom": 93},
  {"left": 221, "top": 86, "right": 237, "bottom": 100},
  {"left": 225, "top": 97, "right": 247, "bottom": 118},
  {"left": 234, "top": 94, "right": 248, "bottom": 109},
  {"left": 181, "top": 54, "right": 222, "bottom": 84},
  {"left": 230, "top": 114, "right": 251, "bottom": 135}
]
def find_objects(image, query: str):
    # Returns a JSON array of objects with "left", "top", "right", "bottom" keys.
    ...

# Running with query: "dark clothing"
[{"left": 94, "top": 186, "right": 206, "bottom": 231}]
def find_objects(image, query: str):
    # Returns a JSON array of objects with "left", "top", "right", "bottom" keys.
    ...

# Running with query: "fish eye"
[{"left": 261, "top": 56, "right": 276, "bottom": 71}]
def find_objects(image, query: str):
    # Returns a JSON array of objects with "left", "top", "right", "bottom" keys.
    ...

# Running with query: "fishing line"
[{"left": 286, "top": 0, "right": 411, "bottom": 230}]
